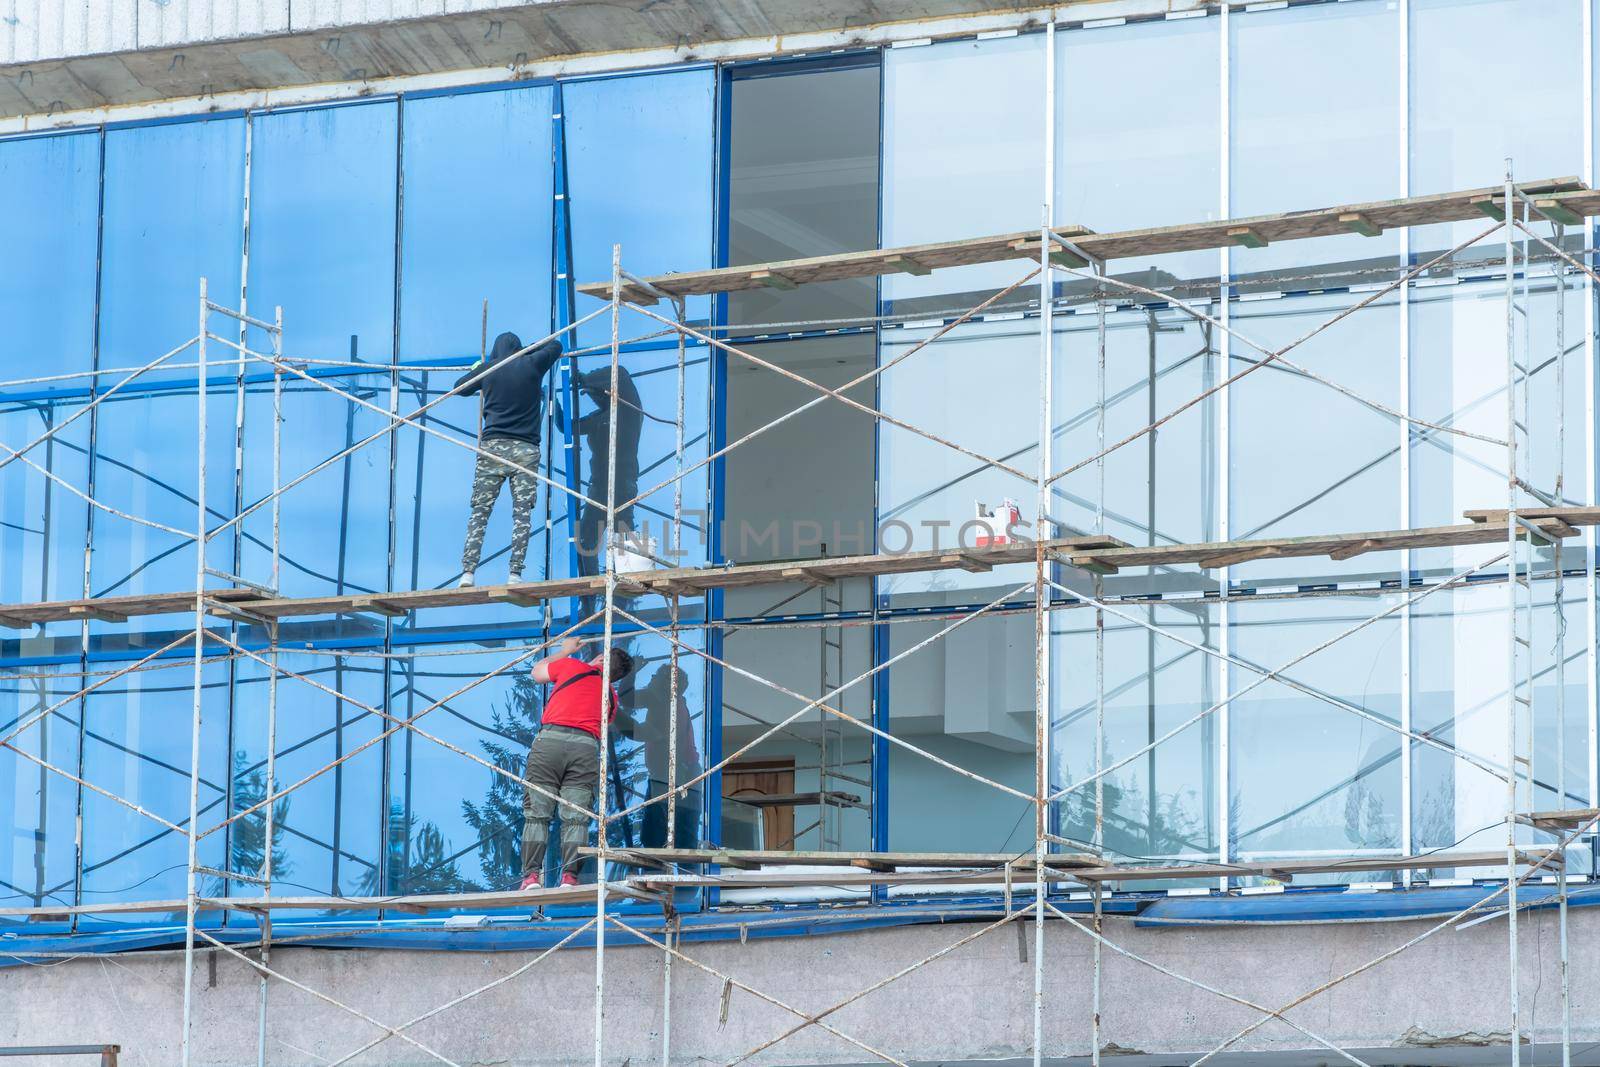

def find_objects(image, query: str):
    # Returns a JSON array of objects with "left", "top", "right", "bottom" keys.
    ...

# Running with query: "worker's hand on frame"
[{"left": 561, "top": 636, "right": 583, "bottom": 657}]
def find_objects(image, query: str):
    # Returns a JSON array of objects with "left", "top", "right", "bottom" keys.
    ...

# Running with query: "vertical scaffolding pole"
[
  {"left": 257, "top": 304, "right": 284, "bottom": 1067},
  {"left": 594, "top": 242, "right": 624, "bottom": 1067},
  {"left": 256, "top": 650, "right": 278, "bottom": 1065},
  {"left": 663, "top": 293, "right": 688, "bottom": 1067},
  {"left": 1032, "top": 18, "right": 1056, "bottom": 1067},
  {"left": 1584, "top": 0, "right": 1599, "bottom": 847},
  {"left": 1216, "top": 0, "right": 1233, "bottom": 892},
  {"left": 1502, "top": 162, "right": 1522, "bottom": 1067},
  {"left": 1553, "top": 221, "right": 1572, "bottom": 1067},
  {"left": 272, "top": 307, "right": 283, "bottom": 597},
  {"left": 180, "top": 277, "right": 210, "bottom": 1067},
  {"left": 1090, "top": 236, "right": 1108, "bottom": 1067},
  {"left": 1397, "top": 0, "right": 1414, "bottom": 877}
]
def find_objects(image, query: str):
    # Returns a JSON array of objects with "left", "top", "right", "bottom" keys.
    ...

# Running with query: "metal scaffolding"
[{"left": 2, "top": 95, "right": 1600, "bottom": 1067}]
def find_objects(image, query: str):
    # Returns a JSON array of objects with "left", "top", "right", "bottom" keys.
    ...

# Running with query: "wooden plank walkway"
[
  {"left": 623, "top": 848, "right": 1554, "bottom": 891},
  {"left": 0, "top": 535, "right": 1123, "bottom": 628},
  {"left": 1, "top": 847, "right": 1556, "bottom": 920},
  {"left": 589, "top": 847, "right": 1101, "bottom": 873},
  {"left": 578, "top": 178, "right": 1587, "bottom": 303},
  {"left": 1515, "top": 807, "right": 1600, "bottom": 833},
  {"left": 1, "top": 508, "right": 1592, "bottom": 629},
  {"left": 1062, "top": 509, "right": 1600, "bottom": 574}
]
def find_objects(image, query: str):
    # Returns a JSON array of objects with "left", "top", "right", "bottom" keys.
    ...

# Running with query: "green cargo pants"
[{"left": 521, "top": 724, "right": 599, "bottom": 884}]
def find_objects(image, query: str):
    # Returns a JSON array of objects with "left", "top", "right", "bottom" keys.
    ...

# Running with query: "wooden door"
[{"left": 724, "top": 758, "right": 796, "bottom": 850}]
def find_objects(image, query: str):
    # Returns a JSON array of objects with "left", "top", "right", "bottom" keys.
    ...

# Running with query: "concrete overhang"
[{"left": 0, "top": 0, "right": 1178, "bottom": 126}]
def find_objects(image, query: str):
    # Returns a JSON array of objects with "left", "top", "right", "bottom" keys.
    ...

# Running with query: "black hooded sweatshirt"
[{"left": 454, "top": 331, "right": 564, "bottom": 445}]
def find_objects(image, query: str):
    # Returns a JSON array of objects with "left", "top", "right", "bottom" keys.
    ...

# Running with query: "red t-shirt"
[{"left": 542, "top": 656, "right": 620, "bottom": 739}]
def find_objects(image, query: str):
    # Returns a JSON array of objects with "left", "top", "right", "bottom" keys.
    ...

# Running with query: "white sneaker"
[
  {"left": 458, "top": 571, "right": 475, "bottom": 588},
  {"left": 508, "top": 571, "right": 524, "bottom": 585}
]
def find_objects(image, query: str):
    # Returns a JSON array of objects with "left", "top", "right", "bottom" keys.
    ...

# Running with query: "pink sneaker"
[
  {"left": 561, "top": 872, "right": 581, "bottom": 888},
  {"left": 519, "top": 873, "right": 542, "bottom": 891}
]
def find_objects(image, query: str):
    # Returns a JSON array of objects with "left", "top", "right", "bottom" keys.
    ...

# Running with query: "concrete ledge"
[
  {"left": 0, "top": 0, "right": 1071, "bottom": 120},
  {"left": 5, "top": 906, "right": 1596, "bottom": 1064}
]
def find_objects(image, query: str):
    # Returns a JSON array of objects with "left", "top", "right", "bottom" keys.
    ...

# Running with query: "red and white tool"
[{"left": 973, "top": 498, "right": 1026, "bottom": 546}]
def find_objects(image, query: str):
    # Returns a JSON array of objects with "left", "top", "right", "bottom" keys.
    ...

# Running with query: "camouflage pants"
[
  {"left": 461, "top": 436, "right": 539, "bottom": 575},
  {"left": 521, "top": 725, "right": 599, "bottom": 883}
]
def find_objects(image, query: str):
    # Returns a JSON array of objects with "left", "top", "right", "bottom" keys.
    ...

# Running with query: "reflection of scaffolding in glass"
[{"left": 3, "top": 76, "right": 1600, "bottom": 1067}]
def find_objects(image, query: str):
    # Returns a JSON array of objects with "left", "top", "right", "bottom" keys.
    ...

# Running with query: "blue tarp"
[
  {"left": 1134, "top": 882, "right": 1600, "bottom": 926},
  {"left": 0, "top": 893, "right": 1145, "bottom": 967},
  {"left": 7, "top": 883, "right": 1596, "bottom": 966}
]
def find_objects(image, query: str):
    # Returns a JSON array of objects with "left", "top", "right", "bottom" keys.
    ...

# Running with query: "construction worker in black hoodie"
[{"left": 456, "top": 331, "right": 565, "bottom": 587}]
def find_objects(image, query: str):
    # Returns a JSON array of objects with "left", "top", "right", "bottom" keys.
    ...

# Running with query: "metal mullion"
[
  {"left": 1398, "top": 0, "right": 1414, "bottom": 877},
  {"left": 1217, "top": 0, "right": 1233, "bottom": 889}
]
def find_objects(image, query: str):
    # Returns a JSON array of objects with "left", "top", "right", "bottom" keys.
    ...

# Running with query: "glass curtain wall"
[{"left": 5, "top": 0, "right": 1600, "bottom": 922}]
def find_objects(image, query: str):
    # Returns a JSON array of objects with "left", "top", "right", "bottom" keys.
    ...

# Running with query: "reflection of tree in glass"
[
  {"left": 224, "top": 751, "right": 291, "bottom": 895},
  {"left": 460, "top": 674, "right": 541, "bottom": 889},
  {"left": 1343, "top": 777, "right": 1396, "bottom": 850},
  {"left": 1059, "top": 772, "right": 1212, "bottom": 860},
  {"left": 460, "top": 672, "right": 646, "bottom": 889},
  {"left": 364, "top": 802, "right": 482, "bottom": 896}
]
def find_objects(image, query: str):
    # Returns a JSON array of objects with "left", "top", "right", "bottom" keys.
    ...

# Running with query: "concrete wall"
[{"left": 6, "top": 906, "right": 1597, "bottom": 1066}]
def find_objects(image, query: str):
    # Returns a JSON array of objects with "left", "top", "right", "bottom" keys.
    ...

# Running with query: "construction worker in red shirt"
[{"left": 520, "top": 636, "right": 636, "bottom": 890}]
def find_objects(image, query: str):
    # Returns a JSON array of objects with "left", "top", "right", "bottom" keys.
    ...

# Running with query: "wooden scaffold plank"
[
  {"left": 577, "top": 178, "right": 1588, "bottom": 302},
  {"left": 0, "top": 508, "right": 1592, "bottom": 629}
]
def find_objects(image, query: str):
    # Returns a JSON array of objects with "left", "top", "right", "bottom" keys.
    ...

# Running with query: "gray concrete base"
[{"left": 4, "top": 907, "right": 1596, "bottom": 1066}]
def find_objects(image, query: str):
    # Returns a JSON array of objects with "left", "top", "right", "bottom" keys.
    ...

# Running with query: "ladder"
[{"left": 818, "top": 568, "right": 847, "bottom": 852}]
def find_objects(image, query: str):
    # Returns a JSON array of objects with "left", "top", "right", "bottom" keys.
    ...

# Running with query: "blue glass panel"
[
  {"left": 1, "top": 399, "right": 91, "bottom": 618},
  {"left": 386, "top": 628, "right": 707, "bottom": 894},
  {"left": 1051, "top": 310, "right": 1218, "bottom": 568},
  {"left": 99, "top": 117, "right": 245, "bottom": 386},
  {"left": 1411, "top": 0, "right": 1582, "bottom": 255},
  {"left": 610, "top": 628, "right": 708, "bottom": 859},
  {"left": 92, "top": 119, "right": 246, "bottom": 618},
  {"left": 238, "top": 101, "right": 399, "bottom": 597},
  {"left": 392, "top": 366, "right": 559, "bottom": 616},
  {"left": 1231, "top": 596, "right": 1402, "bottom": 883},
  {"left": 570, "top": 343, "right": 712, "bottom": 572},
  {"left": 398, "top": 87, "right": 553, "bottom": 363},
  {"left": 882, "top": 35, "right": 1043, "bottom": 309},
  {"left": 1412, "top": 0, "right": 1583, "bottom": 193},
  {"left": 394, "top": 87, "right": 557, "bottom": 612},
  {"left": 0, "top": 134, "right": 98, "bottom": 647},
  {"left": 230, "top": 649, "right": 383, "bottom": 909},
  {"left": 879, "top": 321, "right": 1038, "bottom": 607},
  {"left": 0, "top": 664, "right": 81, "bottom": 918},
  {"left": 1054, "top": 603, "right": 1221, "bottom": 864},
  {"left": 0, "top": 132, "right": 99, "bottom": 383},
  {"left": 1228, "top": 292, "right": 1401, "bottom": 582},
  {"left": 1230, "top": 0, "right": 1400, "bottom": 273},
  {"left": 87, "top": 384, "right": 234, "bottom": 619},
  {"left": 1057, "top": 15, "right": 1221, "bottom": 282},
  {"left": 78, "top": 655, "right": 230, "bottom": 922},
  {"left": 386, "top": 643, "right": 544, "bottom": 896},
  {"left": 239, "top": 368, "right": 393, "bottom": 598},
  {"left": 565, "top": 70, "right": 716, "bottom": 346},
  {"left": 247, "top": 102, "right": 398, "bottom": 364}
]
